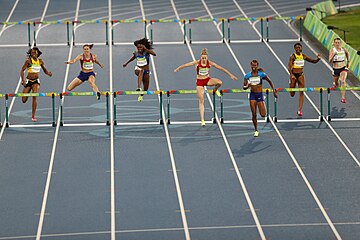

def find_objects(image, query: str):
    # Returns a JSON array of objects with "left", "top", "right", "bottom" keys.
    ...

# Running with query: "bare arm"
[
  {"left": 65, "top": 54, "right": 82, "bottom": 64},
  {"left": 174, "top": 60, "right": 197, "bottom": 72},
  {"left": 40, "top": 59, "right": 52, "bottom": 77},
  {"left": 123, "top": 52, "right": 136, "bottom": 67},
  {"left": 243, "top": 77, "right": 249, "bottom": 90},
  {"left": 93, "top": 54, "right": 104, "bottom": 68},
  {"left": 304, "top": 53, "right": 321, "bottom": 64},
  {"left": 144, "top": 48, "right": 156, "bottom": 56},
  {"left": 264, "top": 75, "right": 277, "bottom": 98},
  {"left": 209, "top": 61, "right": 237, "bottom": 80},
  {"left": 328, "top": 48, "right": 336, "bottom": 63},
  {"left": 345, "top": 48, "right": 350, "bottom": 67},
  {"left": 288, "top": 54, "right": 294, "bottom": 73},
  {"left": 20, "top": 59, "right": 30, "bottom": 85}
]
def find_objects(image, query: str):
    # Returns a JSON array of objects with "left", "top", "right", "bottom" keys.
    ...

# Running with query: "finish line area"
[{"left": 0, "top": 1, "right": 360, "bottom": 240}]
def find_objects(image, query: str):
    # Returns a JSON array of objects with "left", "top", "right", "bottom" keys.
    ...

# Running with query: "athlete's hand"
[
  {"left": 21, "top": 81, "right": 26, "bottom": 87},
  {"left": 174, "top": 68, "right": 180, "bottom": 72},
  {"left": 243, "top": 83, "right": 249, "bottom": 90},
  {"left": 48, "top": 72, "right": 53, "bottom": 77},
  {"left": 123, "top": 63, "right": 127, "bottom": 68},
  {"left": 317, "top": 54, "right": 321, "bottom": 59},
  {"left": 230, "top": 75, "right": 237, "bottom": 81},
  {"left": 290, "top": 74, "right": 296, "bottom": 80},
  {"left": 100, "top": 64, "right": 104, "bottom": 68},
  {"left": 273, "top": 89, "right": 278, "bottom": 98},
  {"left": 65, "top": 61, "right": 70, "bottom": 64}
]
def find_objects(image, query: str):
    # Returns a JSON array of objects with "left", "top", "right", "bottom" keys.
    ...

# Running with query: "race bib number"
[
  {"left": 83, "top": 61, "right": 94, "bottom": 70},
  {"left": 249, "top": 76, "right": 261, "bottom": 85},
  {"left": 294, "top": 59, "right": 304, "bottom": 67},
  {"left": 198, "top": 67, "right": 209, "bottom": 76},
  {"left": 137, "top": 57, "right": 147, "bottom": 66}
]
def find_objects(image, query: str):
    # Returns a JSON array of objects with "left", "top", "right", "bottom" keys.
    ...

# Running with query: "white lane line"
[
  {"left": 0, "top": 0, "right": 51, "bottom": 140},
  {"left": 35, "top": 1, "right": 81, "bottom": 240},
  {"left": 0, "top": 0, "right": 19, "bottom": 37},
  {"left": 233, "top": 0, "right": 344, "bottom": 238},
  {"left": 4, "top": 220, "right": 360, "bottom": 239},
  {"left": 264, "top": 0, "right": 360, "bottom": 101},
  {"left": 232, "top": 0, "right": 360, "bottom": 167},
  {"left": 199, "top": 1, "right": 266, "bottom": 239},
  {"left": 107, "top": 0, "right": 116, "bottom": 239},
  {"left": 268, "top": 116, "right": 343, "bottom": 240},
  {"left": 172, "top": 0, "right": 266, "bottom": 238},
  {"left": 262, "top": 0, "right": 360, "bottom": 167},
  {"left": 140, "top": 1, "right": 191, "bottom": 240}
]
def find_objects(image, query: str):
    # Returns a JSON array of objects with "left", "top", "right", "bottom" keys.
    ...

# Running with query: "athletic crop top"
[
  {"left": 244, "top": 71, "right": 266, "bottom": 86},
  {"left": 292, "top": 53, "right": 305, "bottom": 68},
  {"left": 81, "top": 53, "right": 94, "bottom": 70},
  {"left": 27, "top": 58, "right": 41, "bottom": 73},
  {"left": 333, "top": 47, "right": 346, "bottom": 62},
  {"left": 136, "top": 52, "right": 149, "bottom": 67},
  {"left": 197, "top": 60, "right": 210, "bottom": 76}
]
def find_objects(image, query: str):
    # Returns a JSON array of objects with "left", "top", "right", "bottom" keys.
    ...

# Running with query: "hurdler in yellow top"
[{"left": 20, "top": 47, "right": 52, "bottom": 122}]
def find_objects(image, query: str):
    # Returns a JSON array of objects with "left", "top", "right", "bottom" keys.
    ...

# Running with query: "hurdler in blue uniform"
[
  {"left": 243, "top": 60, "right": 277, "bottom": 137},
  {"left": 123, "top": 38, "right": 156, "bottom": 102}
]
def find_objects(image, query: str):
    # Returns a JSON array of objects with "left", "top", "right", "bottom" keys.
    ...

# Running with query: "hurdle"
[
  {"left": 4, "top": 92, "right": 57, "bottom": 128},
  {"left": 326, "top": 86, "right": 360, "bottom": 121},
  {"left": 227, "top": 16, "right": 303, "bottom": 43},
  {"left": 188, "top": 18, "right": 225, "bottom": 44},
  {"left": 112, "top": 19, "right": 147, "bottom": 46},
  {"left": 265, "top": 16, "right": 303, "bottom": 42},
  {"left": 114, "top": 90, "right": 164, "bottom": 125},
  {"left": 71, "top": 20, "right": 110, "bottom": 46},
  {"left": 220, "top": 88, "right": 272, "bottom": 123},
  {"left": 149, "top": 19, "right": 187, "bottom": 45},
  {"left": 0, "top": 16, "right": 304, "bottom": 47},
  {"left": 1, "top": 86, "right": 359, "bottom": 128},
  {"left": 271, "top": 87, "right": 325, "bottom": 122},
  {"left": 0, "top": 21, "right": 32, "bottom": 47},
  {"left": 227, "top": 17, "right": 264, "bottom": 43},
  {"left": 59, "top": 91, "right": 110, "bottom": 127},
  {"left": 165, "top": 89, "right": 221, "bottom": 124}
]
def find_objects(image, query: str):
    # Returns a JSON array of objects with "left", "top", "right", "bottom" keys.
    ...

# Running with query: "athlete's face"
[
  {"left": 137, "top": 44, "right": 144, "bottom": 53},
  {"left": 294, "top": 45, "right": 302, "bottom": 54},
  {"left": 30, "top": 49, "right": 38, "bottom": 58},
  {"left": 334, "top": 39, "right": 341, "bottom": 48},
  {"left": 200, "top": 54, "right": 208, "bottom": 63},
  {"left": 83, "top": 46, "right": 91, "bottom": 54},
  {"left": 251, "top": 62, "right": 258, "bottom": 71}
]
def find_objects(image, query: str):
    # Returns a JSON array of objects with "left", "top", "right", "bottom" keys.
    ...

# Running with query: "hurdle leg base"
[
  {"left": 167, "top": 119, "right": 171, "bottom": 124},
  {"left": 5, "top": 122, "right": 9, "bottom": 128},
  {"left": 266, "top": 116, "right": 270, "bottom": 123},
  {"left": 220, "top": 118, "right": 224, "bottom": 124},
  {"left": 106, "top": 121, "right": 110, "bottom": 126},
  {"left": 327, "top": 116, "right": 331, "bottom": 121},
  {"left": 159, "top": 119, "right": 164, "bottom": 125},
  {"left": 114, "top": 120, "right": 117, "bottom": 126},
  {"left": 273, "top": 117, "right": 277, "bottom": 122},
  {"left": 52, "top": 122, "right": 56, "bottom": 127},
  {"left": 212, "top": 118, "right": 217, "bottom": 123},
  {"left": 60, "top": 121, "right": 64, "bottom": 127},
  {"left": 319, "top": 116, "right": 324, "bottom": 122}
]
